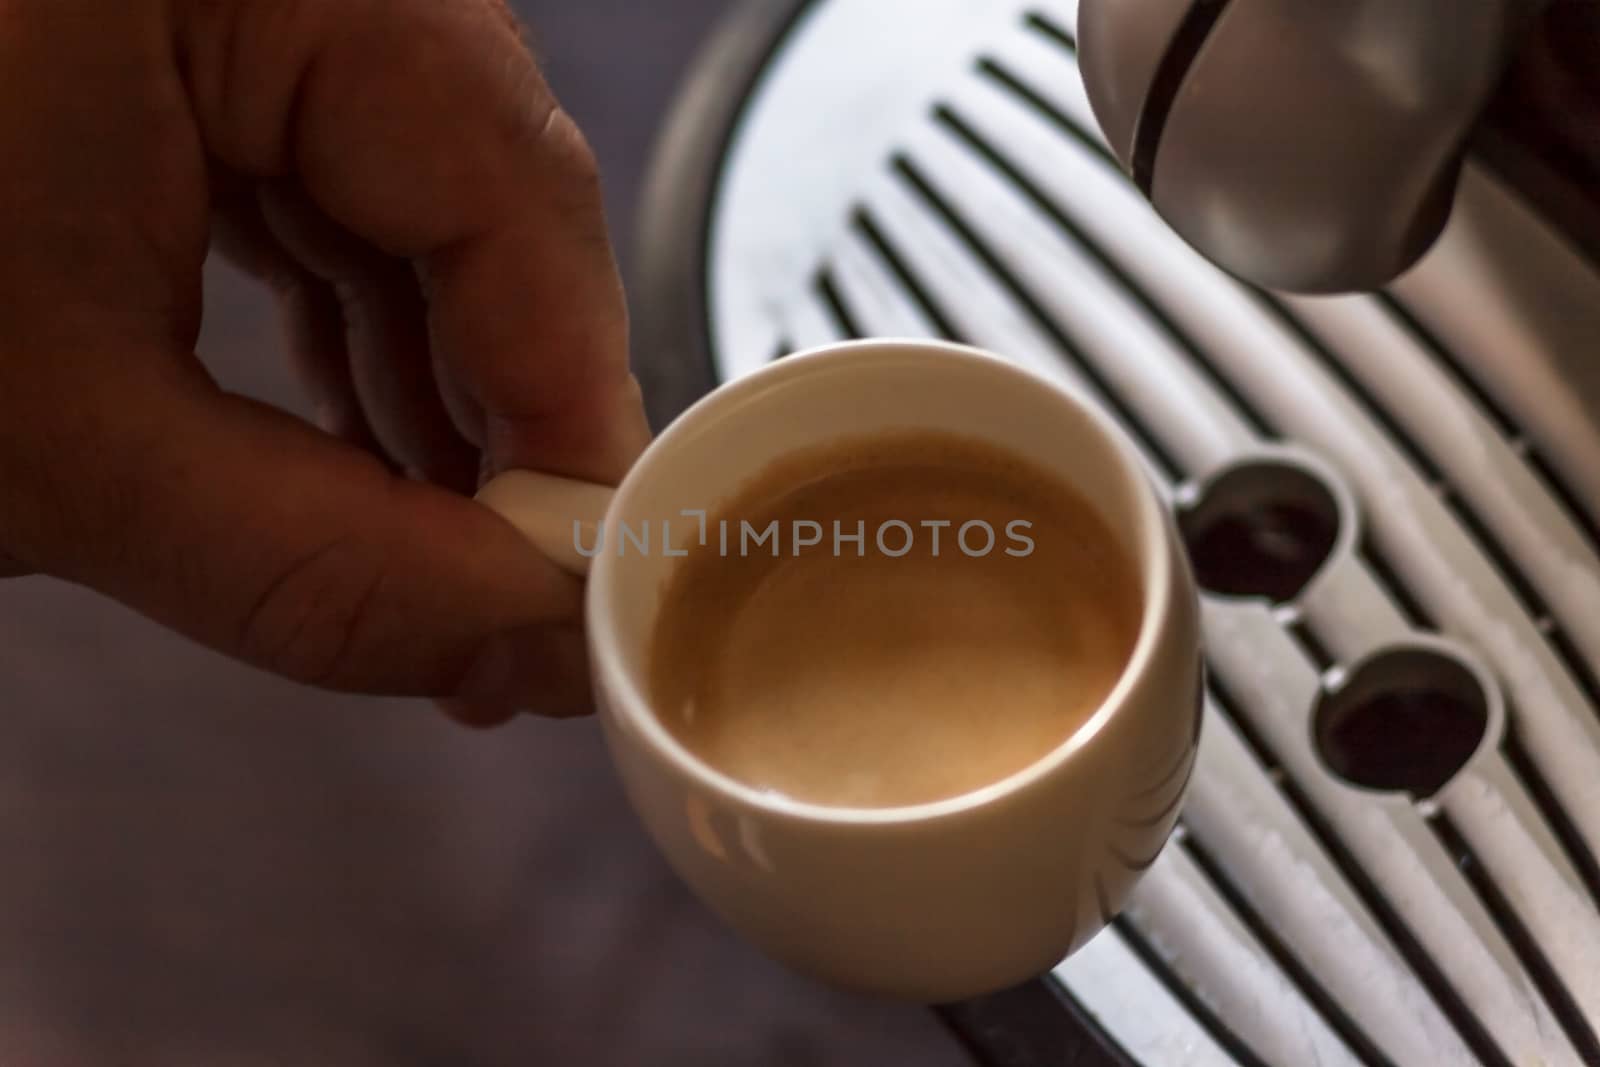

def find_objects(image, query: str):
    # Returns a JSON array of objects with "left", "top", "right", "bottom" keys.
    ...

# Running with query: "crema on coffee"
[{"left": 648, "top": 430, "right": 1142, "bottom": 809}]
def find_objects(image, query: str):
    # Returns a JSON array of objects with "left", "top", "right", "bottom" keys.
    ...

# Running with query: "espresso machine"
[
  {"left": 637, "top": 1, "right": 1600, "bottom": 1062},
  {"left": 1078, "top": 0, "right": 1600, "bottom": 293}
]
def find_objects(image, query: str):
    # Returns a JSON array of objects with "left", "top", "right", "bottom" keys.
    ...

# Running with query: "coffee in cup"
[{"left": 648, "top": 428, "right": 1142, "bottom": 809}]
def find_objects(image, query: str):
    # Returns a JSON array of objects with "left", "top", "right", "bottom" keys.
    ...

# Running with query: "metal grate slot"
[
  {"left": 814, "top": 269, "right": 864, "bottom": 338},
  {"left": 1548, "top": 628, "right": 1600, "bottom": 721},
  {"left": 931, "top": 100, "right": 1278, "bottom": 441},
  {"left": 1053, "top": 918, "right": 1240, "bottom": 1065},
  {"left": 1502, "top": 729, "right": 1600, "bottom": 908},
  {"left": 1022, "top": 10, "right": 1078, "bottom": 54},
  {"left": 1205, "top": 674, "right": 1284, "bottom": 780},
  {"left": 1430, "top": 815, "right": 1600, "bottom": 1063},
  {"left": 1112, "top": 916, "right": 1273, "bottom": 1067},
  {"left": 888, "top": 154, "right": 1185, "bottom": 481},
  {"left": 1354, "top": 543, "right": 1435, "bottom": 631},
  {"left": 779, "top": 288, "right": 849, "bottom": 352},
  {"left": 1285, "top": 617, "right": 1339, "bottom": 674},
  {"left": 974, "top": 59, "right": 1110, "bottom": 165},
  {"left": 1178, "top": 834, "right": 1399, "bottom": 1067},
  {"left": 1523, "top": 447, "right": 1600, "bottom": 551},
  {"left": 1205, "top": 679, "right": 1517, "bottom": 1067},
  {"left": 830, "top": 226, "right": 948, "bottom": 338},
  {"left": 850, "top": 208, "right": 968, "bottom": 343},
  {"left": 1253, "top": 298, "right": 1447, "bottom": 483}
]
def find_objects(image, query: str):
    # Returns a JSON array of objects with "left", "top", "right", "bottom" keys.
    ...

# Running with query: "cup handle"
[{"left": 475, "top": 472, "right": 616, "bottom": 578}]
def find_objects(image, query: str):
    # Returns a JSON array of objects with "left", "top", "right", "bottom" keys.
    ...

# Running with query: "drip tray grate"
[{"left": 638, "top": 1, "right": 1600, "bottom": 1063}]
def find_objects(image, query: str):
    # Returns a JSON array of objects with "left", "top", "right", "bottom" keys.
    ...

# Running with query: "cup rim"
[{"left": 587, "top": 338, "right": 1177, "bottom": 826}]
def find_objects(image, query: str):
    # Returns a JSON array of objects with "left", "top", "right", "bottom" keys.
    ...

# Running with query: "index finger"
[{"left": 179, "top": 0, "right": 651, "bottom": 484}]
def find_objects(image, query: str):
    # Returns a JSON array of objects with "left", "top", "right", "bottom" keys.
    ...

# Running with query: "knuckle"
[
  {"left": 239, "top": 535, "right": 388, "bottom": 688},
  {"left": 180, "top": 0, "right": 320, "bottom": 171},
  {"left": 532, "top": 104, "right": 603, "bottom": 197},
  {"left": 483, "top": 0, "right": 523, "bottom": 39}
]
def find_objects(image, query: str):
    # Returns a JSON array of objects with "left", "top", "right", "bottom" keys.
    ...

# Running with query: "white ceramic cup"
[{"left": 477, "top": 339, "right": 1203, "bottom": 1002}]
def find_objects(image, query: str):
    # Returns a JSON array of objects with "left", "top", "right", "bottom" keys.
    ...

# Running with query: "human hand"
[{"left": 0, "top": 0, "right": 651, "bottom": 726}]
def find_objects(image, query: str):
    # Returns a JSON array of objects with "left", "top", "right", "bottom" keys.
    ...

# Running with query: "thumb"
[{"left": 17, "top": 359, "right": 591, "bottom": 722}]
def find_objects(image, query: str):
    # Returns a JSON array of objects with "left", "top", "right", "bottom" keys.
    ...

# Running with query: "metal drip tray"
[{"left": 637, "top": 1, "right": 1600, "bottom": 1063}]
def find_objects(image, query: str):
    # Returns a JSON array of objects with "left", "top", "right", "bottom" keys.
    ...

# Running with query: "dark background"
[{"left": 0, "top": 2, "right": 968, "bottom": 1064}]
